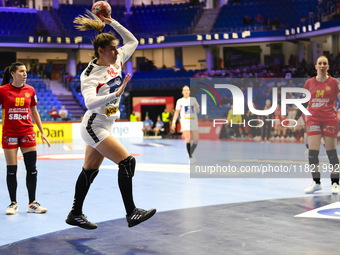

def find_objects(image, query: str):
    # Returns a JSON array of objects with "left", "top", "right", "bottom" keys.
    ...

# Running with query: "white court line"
[
  {"left": 63, "top": 145, "right": 86, "bottom": 151},
  {"left": 101, "top": 163, "right": 190, "bottom": 173},
  {"left": 147, "top": 143, "right": 166, "bottom": 147},
  {"left": 179, "top": 230, "right": 202, "bottom": 237}
]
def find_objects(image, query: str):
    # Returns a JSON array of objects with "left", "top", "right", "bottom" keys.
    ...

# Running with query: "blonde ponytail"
[
  {"left": 74, "top": 10, "right": 105, "bottom": 34},
  {"left": 74, "top": 10, "right": 116, "bottom": 60}
]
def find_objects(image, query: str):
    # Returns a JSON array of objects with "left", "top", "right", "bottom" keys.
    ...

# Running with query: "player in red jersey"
[
  {"left": 0, "top": 62, "right": 50, "bottom": 215},
  {"left": 273, "top": 103, "right": 286, "bottom": 140},
  {"left": 295, "top": 56, "right": 340, "bottom": 194}
]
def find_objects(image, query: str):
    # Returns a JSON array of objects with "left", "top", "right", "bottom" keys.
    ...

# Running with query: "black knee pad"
[
  {"left": 326, "top": 149, "right": 339, "bottom": 165},
  {"left": 118, "top": 156, "right": 136, "bottom": 178},
  {"left": 7, "top": 165, "right": 17, "bottom": 183},
  {"left": 309, "top": 150, "right": 319, "bottom": 165},
  {"left": 23, "top": 151, "right": 37, "bottom": 183},
  {"left": 23, "top": 151, "right": 37, "bottom": 169},
  {"left": 26, "top": 168, "right": 37, "bottom": 183},
  {"left": 82, "top": 168, "right": 99, "bottom": 186}
]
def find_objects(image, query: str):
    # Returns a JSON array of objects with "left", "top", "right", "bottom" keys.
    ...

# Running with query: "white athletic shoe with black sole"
[
  {"left": 65, "top": 212, "right": 98, "bottom": 230},
  {"left": 304, "top": 181, "right": 322, "bottom": 194},
  {"left": 126, "top": 208, "right": 156, "bottom": 228},
  {"left": 331, "top": 183, "right": 339, "bottom": 194},
  {"left": 6, "top": 202, "right": 18, "bottom": 215}
]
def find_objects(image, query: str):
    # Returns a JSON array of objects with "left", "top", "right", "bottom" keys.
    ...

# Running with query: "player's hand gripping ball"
[{"left": 91, "top": 1, "right": 112, "bottom": 20}]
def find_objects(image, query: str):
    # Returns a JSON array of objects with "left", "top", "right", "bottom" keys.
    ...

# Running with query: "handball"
[{"left": 91, "top": 1, "right": 112, "bottom": 20}]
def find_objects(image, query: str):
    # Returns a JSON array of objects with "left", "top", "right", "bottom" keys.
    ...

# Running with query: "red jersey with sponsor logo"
[
  {"left": 0, "top": 83, "right": 37, "bottom": 135},
  {"left": 304, "top": 76, "right": 340, "bottom": 122},
  {"left": 274, "top": 108, "right": 283, "bottom": 121}
]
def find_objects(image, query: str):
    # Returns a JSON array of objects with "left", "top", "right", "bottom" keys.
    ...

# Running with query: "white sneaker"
[
  {"left": 305, "top": 181, "right": 322, "bottom": 194},
  {"left": 304, "top": 148, "right": 309, "bottom": 155},
  {"left": 189, "top": 155, "right": 196, "bottom": 165},
  {"left": 6, "top": 202, "right": 18, "bottom": 215},
  {"left": 331, "top": 183, "right": 339, "bottom": 194},
  {"left": 27, "top": 201, "right": 47, "bottom": 213}
]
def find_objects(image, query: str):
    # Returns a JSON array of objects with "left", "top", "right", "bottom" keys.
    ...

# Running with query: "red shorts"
[
  {"left": 306, "top": 119, "right": 338, "bottom": 137},
  {"left": 2, "top": 133, "right": 37, "bottom": 149}
]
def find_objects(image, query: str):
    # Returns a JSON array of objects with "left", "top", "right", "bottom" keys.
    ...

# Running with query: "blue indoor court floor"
[{"left": 0, "top": 138, "right": 339, "bottom": 255}]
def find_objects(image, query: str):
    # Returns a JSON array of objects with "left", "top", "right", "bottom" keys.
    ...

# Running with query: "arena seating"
[
  {"left": 0, "top": 0, "right": 338, "bottom": 37},
  {"left": 1, "top": 3, "right": 201, "bottom": 37},
  {"left": 131, "top": 69, "right": 195, "bottom": 90},
  {"left": 0, "top": 0, "right": 333, "bottom": 37},
  {"left": 0, "top": 12, "right": 41, "bottom": 35},
  {"left": 128, "top": 3, "right": 203, "bottom": 37},
  {"left": 212, "top": 0, "right": 319, "bottom": 33},
  {"left": 52, "top": 4, "right": 126, "bottom": 37},
  {"left": 25, "top": 75, "right": 75, "bottom": 121}
]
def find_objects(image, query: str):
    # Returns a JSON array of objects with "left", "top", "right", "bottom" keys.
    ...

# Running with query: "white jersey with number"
[
  {"left": 175, "top": 97, "right": 199, "bottom": 131},
  {"left": 80, "top": 20, "right": 138, "bottom": 147}
]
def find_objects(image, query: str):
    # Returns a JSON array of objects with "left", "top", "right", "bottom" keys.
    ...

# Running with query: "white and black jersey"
[
  {"left": 80, "top": 20, "right": 138, "bottom": 147},
  {"left": 81, "top": 20, "right": 138, "bottom": 121}
]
